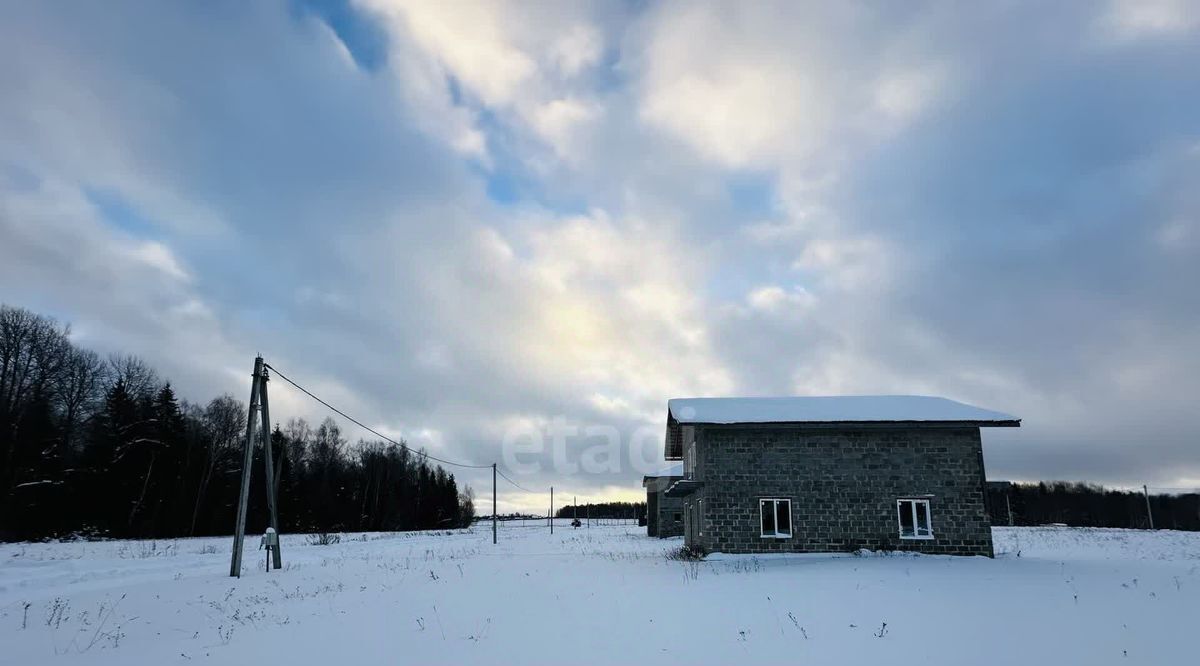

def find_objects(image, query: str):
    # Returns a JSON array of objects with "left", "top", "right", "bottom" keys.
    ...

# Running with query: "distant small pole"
[
  {"left": 550, "top": 486, "right": 554, "bottom": 534},
  {"left": 1005, "top": 493, "right": 1014, "bottom": 527},
  {"left": 574, "top": 496, "right": 578, "bottom": 525},
  {"left": 1143, "top": 485, "right": 1155, "bottom": 530},
  {"left": 492, "top": 464, "right": 497, "bottom": 545}
]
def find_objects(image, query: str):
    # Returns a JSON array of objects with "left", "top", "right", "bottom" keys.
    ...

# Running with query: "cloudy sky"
[{"left": 1, "top": 0, "right": 1198, "bottom": 510}]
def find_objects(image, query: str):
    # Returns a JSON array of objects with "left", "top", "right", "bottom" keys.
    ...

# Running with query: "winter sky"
[{"left": 1, "top": 1, "right": 1198, "bottom": 510}]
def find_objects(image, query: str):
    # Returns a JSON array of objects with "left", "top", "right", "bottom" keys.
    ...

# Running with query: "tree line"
[
  {"left": 555, "top": 501, "right": 646, "bottom": 519},
  {"left": 987, "top": 481, "right": 1199, "bottom": 531},
  {"left": 0, "top": 304, "right": 474, "bottom": 542}
]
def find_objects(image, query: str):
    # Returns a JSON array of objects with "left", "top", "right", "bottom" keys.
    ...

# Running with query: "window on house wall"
[
  {"left": 759, "top": 498, "right": 792, "bottom": 538},
  {"left": 673, "top": 512, "right": 682, "bottom": 522},
  {"left": 686, "top": 442, "right": 696, "bottom": 479},
  {"left": 897, "top": 498, "right": 934, "bottom": 539}
]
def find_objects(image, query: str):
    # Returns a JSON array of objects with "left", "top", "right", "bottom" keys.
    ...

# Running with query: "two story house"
[{"left": 662, "top": 395, "right": 1019, "bottom": 556}]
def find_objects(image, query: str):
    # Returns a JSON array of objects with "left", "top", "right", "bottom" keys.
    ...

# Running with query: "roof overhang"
[
  {"left": 664, "top": 479, "right": 703, "bottom": 498},
  {"left": 697, "top": 419, "right": 1022, "bottom": 429},
  {"left": 643, "top": 474, "right": 683, "bottom": 489},
  {"left": 663, "top": 395, "right": 1020, "bottom": 460},
  {"left": 665, "top": 412, "right": 683, "bottom": 460}
]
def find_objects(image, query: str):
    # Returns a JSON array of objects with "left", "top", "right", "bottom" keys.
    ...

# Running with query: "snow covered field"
[{"left": 2, "top": 523, "right": 1197, "bottom": 665}]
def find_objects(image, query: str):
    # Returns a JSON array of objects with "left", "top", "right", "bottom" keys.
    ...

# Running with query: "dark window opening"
[{"left": 760, "top": 498, "right": 791, "bottom": 538}]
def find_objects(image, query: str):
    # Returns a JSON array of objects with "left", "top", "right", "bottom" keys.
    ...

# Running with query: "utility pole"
[
  {"left": 1143, "top": 485, "right": 1155, "bottom": 530},
  {"left": 550, "top": 486, "right": 554, "bottom": 534},
  {"left": 492, "top": 463, "right": 497, "bottom": 545},
  {"left": 271, "top": 422, "right": 286, "bottom": 510},
  {"left": 574, "top": 496, "right": 577, "bottom": 526},
  {"left": 230, "top": 356, "right": 285, "bottom": 577},
  {"left": 230, "top": 357, "right": 262, "bottom": 578},
  {"left": 259, "top": 365, "right": 282, "bottom": 570}
]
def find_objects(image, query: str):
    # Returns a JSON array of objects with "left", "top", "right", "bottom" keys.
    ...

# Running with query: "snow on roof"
[
  {"left": 668, "top": 395, "right": 1018, "bottom": 425},
  {"left": 650, "top": 463, "right": 683, "bottom": 478},
  {"left": 642, "top": 463, "right": 684, "bottom": 489}
]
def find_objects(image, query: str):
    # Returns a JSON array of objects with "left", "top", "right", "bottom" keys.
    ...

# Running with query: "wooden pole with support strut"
[
  {"left": 230, "top": 356, "right": 284, "bottom": 577},
  {"left": 230, "top": 357, "right": 261, "bottom": 577},
  {"left": 259, "top": 365, "right": 282, "bottom": 570}
]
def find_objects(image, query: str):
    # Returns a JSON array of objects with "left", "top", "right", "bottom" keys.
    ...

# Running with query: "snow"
[
  {"left": 2, "top": 525, "right": 1196, "bottom": 665},
  {"left": 669, "top": 395, "right": 1019, "bottom": 425},
  {"left": 12, "top": 480, "right": 59, "bottom": 489},
  {"left": 649, "top": 463, "right": 684, "bottom": 478}
]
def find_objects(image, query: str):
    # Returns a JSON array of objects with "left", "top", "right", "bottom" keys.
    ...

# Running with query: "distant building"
[
  {"left": 661, "top": 395, "right": 1019, "bottom": 556},
  {"left": 643, "top": 464, "right": 684, "bottom": 537}
]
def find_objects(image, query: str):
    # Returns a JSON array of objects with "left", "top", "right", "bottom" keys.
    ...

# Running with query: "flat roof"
[
  {"left": 668, "top": 395, "right": 1019, "bottom": 426},
  {"left": 650, "top": 463, "right": 684, "bottom": 478},
  {"left": 642, "top": 463, "right": 684, "bottom": 486}
]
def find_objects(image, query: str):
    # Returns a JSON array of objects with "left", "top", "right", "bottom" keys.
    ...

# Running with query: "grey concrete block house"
[
  {"left": 661, "top": 396, "right": 1019, "bottom": 556},
  {"left": 643, "top": 464, "right": 684, "bottom": 537}
]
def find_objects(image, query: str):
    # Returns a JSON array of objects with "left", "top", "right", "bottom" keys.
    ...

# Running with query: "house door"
[{"left": 685, "top": 501, "right": 699, "bottom": 542}]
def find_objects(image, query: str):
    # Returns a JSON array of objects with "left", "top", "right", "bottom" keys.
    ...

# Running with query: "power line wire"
[
  {"left": 496, "top": 467, "right": 538, "bottom": 493},
  {"left": 263, "top": 362, "right": 493, "bottom": 470}
]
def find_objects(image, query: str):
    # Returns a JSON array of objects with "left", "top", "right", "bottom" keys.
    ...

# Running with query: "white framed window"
[
  {"left": 897, "top": 498, "right": 934, "bottom": 540},
  {"left": 759, "top": 498, "right": 792, "bottom": 538},
  {"left": 685, "top": 442, "right": 697, "bottom": 479}
]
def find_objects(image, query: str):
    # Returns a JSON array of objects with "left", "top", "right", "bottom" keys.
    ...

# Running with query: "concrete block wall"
[
  {"left": 657, "top": 494, "right": 684, "bottom": 537},
  {"left": 689, "top": 425, "right": 993, "bottom": 556},
  {"left": 646, "top": 481, "right": 685, "bottom": 538}
]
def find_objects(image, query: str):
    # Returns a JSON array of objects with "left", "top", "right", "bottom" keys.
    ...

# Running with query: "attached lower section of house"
[
  {"left": 643, "top": 464, "right": 683, "bottom": 537},
  {"left": 661, "top": 395, "right": 1020, "bottom": 557}
]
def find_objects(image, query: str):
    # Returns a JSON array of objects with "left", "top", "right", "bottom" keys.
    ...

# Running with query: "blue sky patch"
[
  {"left": 292, "top": 0, "right": 388, "bottom": 72},
  {"left": 85, "top": 188, "right": 161, "bottom": 239}
]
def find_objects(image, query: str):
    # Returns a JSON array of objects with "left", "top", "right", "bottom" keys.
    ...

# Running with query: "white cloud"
[
  {"left": 0, "top": 174, "right": 242, "bottom": 403},
  {"left": 1156, "top": 217, "right": 1196, "bottom": 251},
  {"left": 549, "top": 23, "right": 604, "bottom": 77},
  {"left": 357, "top": 0, "right": 609, "bottom": 164},
  {"left": 366, "top": 0, "right": 536, "bottom": 107},
  {"left": 1098, "top": 0, "right": 1200, "bottom": 41},
  {"left": 747, "top": 285, "right": 816, "bottom": 313},
  {"left": 792, "top": 236, "right": 890, "bottom": 291},
  {"left": 871, "top": 64, "right": 950, "bottom": 127},
  {"left": 530, "top": 97, "right": 602, "bottom": 163},
  {"left": 127, "top": 240, "right": 190, "bottom": 282},
  {"left": 497, "top": 210, "right": 734, "bottom": 401},
  {"left": 632, "top": 2, "right": 952, "bottom": 171},
  {"left": 385, "top": 39, "right": 491, "bottom": 161}
]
